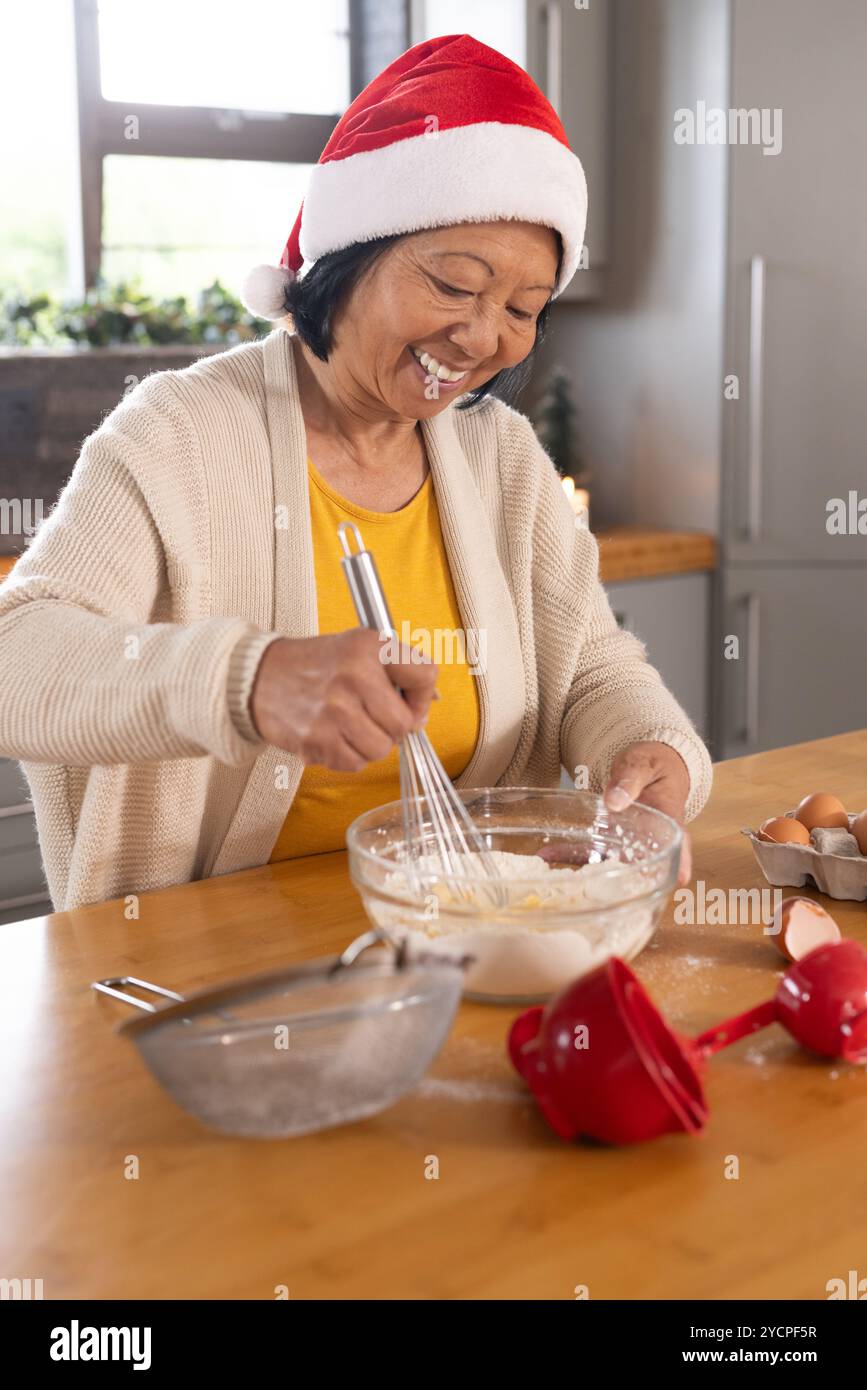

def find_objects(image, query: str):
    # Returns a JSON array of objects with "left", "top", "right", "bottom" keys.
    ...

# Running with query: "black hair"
[{"left": 283, "top": 230, "right": 564, "bottom": 411}]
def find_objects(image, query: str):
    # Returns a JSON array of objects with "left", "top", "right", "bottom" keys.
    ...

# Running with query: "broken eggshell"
[{"left": 769, "top": 896, "right": 841, "bottom": 961}]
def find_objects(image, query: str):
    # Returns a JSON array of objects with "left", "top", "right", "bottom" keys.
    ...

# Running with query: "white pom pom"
[{"left": 240, "top": 264, "right": 296, "bottom": 320}]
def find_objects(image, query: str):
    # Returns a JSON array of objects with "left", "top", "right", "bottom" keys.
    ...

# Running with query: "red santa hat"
[{"left": 241, "top": 33, "right": 588, "bottom": 320}]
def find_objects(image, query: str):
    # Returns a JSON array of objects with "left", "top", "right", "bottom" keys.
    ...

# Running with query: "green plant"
[
  {"left": 532, "top": 366, "right": 591, "bottom": 487},
  {"left": 0, "top": 280, "right": 270, "bottom": 348},
  {"left": 0, "top": 293, "right": 57, "bottom": 345}
]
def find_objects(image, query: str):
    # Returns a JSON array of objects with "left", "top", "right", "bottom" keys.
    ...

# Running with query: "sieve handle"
[{"left": 91, "top": 976, "right": 185, "bottom": 1013}]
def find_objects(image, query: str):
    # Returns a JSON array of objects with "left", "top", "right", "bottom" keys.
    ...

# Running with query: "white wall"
[{"left": 536, "top": 0, "right": 730, "bottom": 532}]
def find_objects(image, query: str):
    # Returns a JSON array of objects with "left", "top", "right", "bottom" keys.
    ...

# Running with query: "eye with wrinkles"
[
  {"left": 431, "top": 275, "right": 471, "bottom": 297},
  {"left": 430, "top": 275, "right": 537, "bottom": 322}
]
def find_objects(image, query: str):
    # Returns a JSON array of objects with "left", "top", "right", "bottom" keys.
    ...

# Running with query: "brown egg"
[
  {"left": 795, "top": 792, "right": 848, "bottom": 832},
  {"left": 758, "top": 816, "right": 811, "bottom": 845},
  {"left": 769, "top": 896, "right": 841, "bottom": 961},
  {"left": 852, "top": 809, "right": 867, "bottom": 857}
]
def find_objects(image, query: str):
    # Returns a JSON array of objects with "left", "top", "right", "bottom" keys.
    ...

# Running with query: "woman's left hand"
[{"left": 603, "top": 741, "right": 692, "bottom": 887}]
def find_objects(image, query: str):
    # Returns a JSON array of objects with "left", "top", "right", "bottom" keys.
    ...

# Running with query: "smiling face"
[{"left": 323, "top": 220, "right": 561, "bottom": 421}]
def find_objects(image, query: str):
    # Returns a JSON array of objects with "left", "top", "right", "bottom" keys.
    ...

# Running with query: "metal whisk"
[{"left": 337, "top": 521, "right": 505, "bottom": 906}]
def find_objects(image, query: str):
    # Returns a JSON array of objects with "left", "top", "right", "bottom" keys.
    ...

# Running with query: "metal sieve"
[{"left": 92, "top": 929, "right": 470, "bottom": 1138}]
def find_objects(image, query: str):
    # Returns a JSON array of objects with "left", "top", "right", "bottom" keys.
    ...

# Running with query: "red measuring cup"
[
  {"left": 695, "top": 938, "right": 867, "bottom": 1062},
  {"left": 509, "top": 939, "right": 867, "bottom": 1145},
  {"left": 509, "top": 957, "right": 709, "bottom": 1144}
]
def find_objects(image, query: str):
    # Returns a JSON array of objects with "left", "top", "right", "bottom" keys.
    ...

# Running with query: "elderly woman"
[{"left": 0, "top": 34, "right": 711, "bottom": 912}]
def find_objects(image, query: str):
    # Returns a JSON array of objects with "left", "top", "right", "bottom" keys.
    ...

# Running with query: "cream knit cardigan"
[{"left": 0, "top": 329, "right": 712, "bottom": 911}]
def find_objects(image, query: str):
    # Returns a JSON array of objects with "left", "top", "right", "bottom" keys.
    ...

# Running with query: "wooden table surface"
[{"left": 2, "top": 730, "right": 865, "bottom": 1300}]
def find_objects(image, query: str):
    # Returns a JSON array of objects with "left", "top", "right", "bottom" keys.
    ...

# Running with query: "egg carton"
[{"left": 741, "top": 809, "right": 867, "bottom": 902}]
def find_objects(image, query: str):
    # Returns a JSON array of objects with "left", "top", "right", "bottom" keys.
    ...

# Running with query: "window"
[
  {"left": 2, "top": 2, "right": 411, "bottom": 303},
  {"left": 101, "top": 155, "right": 313, "bottom": 301},
  {"left": 410, "top": 0, "right": 526, "bottom": 68},
  {"left": 74, "top": 0, "right": 360, "bottom": 297},
  {"left": 0, "top": 2, "right": 80, "bottom": 299},
  {"left": 97, "top": 0, "right": 351, "bottom": 114}
]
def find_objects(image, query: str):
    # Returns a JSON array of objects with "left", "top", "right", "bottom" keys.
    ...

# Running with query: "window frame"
[{"left": 72, "top": 0, "right": 408, "bottom": 288}]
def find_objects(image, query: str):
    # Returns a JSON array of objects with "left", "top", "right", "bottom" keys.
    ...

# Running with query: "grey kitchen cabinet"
[
  {"left": 524, "top": 0, "right": 610, "bottom": 298},
  {"left": 410, "top": 0, "right": 610, "bottom": 299},
  {"left": 604, "top": 573, "right": 711, "bottom": 740},
  {"left": 0, "top": 757, "right": 51, "bottom": 924},
  {"left": 559, "top": 569, "right": 711, "bottom": 789},
  {"left": 717, "top": 567, "right": 867, "bottom": 758},
  {"left": 721, "top": 0, "right": 867, "bottom": 564},
  {"left": 714, "top": 0, "right": 867, "bottom": 758}
]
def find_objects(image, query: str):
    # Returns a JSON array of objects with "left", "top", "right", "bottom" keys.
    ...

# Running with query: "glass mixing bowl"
[{"left": 346, "top": 787, "right": 683, "bottom": 1003}]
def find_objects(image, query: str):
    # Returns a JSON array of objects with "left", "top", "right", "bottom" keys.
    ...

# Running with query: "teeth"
[{"left": 411, "top": 346, "right": 467, "bottom": 382}]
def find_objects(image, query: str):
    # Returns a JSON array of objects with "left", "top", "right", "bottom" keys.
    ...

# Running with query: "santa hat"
[{"left": 241, "top": 33, "right": 587, "bottom": 320}]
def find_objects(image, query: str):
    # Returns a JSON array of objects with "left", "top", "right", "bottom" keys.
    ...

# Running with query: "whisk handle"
[
  {"left": 338, "top": 521, "right": 395, "bottom": 636},
  {"left": 337, "top": 520, "right": 439, "bottom": 706}
]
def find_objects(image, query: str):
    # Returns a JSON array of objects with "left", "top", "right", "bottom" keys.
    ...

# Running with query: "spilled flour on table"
[
  {"left": 417, "top": 1035, "right": 531, "bottom": 1107},
  {"left": 742, "top": 1044, "right": 776, "bottom": 1077},
  {"left": 416, "top": 1077, "right": 528, "bottom": 1106}
]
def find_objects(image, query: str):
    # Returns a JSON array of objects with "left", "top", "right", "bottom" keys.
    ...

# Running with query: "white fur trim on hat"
[
  {"left": 297, "top": 123, "right": 588, "bottom": 298},
  {"left": 240, "top": 264, "right": 296, "bottom": 320}
]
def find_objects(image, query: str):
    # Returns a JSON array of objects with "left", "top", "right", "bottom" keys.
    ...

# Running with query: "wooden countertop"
[
  {"left": 1, "top": 729, "right": 865, "bottom": 1299},
  {"left": 595, "top": 526, "right": 717, "bottom": 583},
  {"left": 0, "top": 528, "right": 715, "bottom": 590}
]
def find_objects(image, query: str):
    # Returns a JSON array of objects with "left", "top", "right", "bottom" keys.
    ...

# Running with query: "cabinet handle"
[
  {"left": 746, "top": 254, "right": 765, "bottom": 542},
  {"left": 740, "top": 591, "right": 761, "bottom": 746},
  {"left": 540, "top": 1, "right": 562, "bottom": 113}
]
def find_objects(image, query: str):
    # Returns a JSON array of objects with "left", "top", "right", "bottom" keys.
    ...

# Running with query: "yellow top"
[{"left": 268, "top": 459, "right": 481, "bottom": 861}]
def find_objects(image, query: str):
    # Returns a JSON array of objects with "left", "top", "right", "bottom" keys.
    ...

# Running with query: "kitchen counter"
[
  {"left": 1, "top": 730, "right": 865, "bottom": 1299},
  {"left": 0, "top": 527, "right": 716, "bottom": 589},
  {"left": 595, "top": 527, "right": 716, "bottom": 583}
]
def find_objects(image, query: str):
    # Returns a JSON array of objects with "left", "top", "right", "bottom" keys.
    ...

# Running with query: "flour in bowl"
[{"left": 368, "top": 849, "right": 660, "bottom": 1000}]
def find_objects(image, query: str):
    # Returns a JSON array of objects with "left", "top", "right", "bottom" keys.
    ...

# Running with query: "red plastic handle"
[{"left": 692, "top": 998, "right": 777, "bottom": 1059}]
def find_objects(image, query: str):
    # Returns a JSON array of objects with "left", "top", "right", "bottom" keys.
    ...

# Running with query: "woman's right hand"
[{"left": 249, "top": 630, "right": 439, "bottom": 771}]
